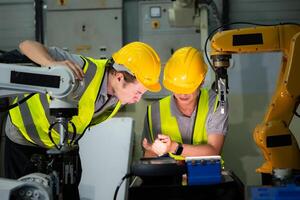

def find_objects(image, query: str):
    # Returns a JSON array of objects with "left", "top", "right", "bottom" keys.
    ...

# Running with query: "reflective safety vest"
[
  {"left": 148, "top": 89, "right": 223, "bottom": 163},
  {"left": 9, "top": 57, "right": 121, "bottom": 148},
  {"left": 147, "top": 88, "right": 218, "bottom": 145}
]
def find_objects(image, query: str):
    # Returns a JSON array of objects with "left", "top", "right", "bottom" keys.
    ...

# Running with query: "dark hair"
[{"left": 106, "top": 58, "right": 136, "bottom": 83}]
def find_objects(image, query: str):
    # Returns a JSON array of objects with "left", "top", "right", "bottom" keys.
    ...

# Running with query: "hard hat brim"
[
  {"left": 163, "top": 79, "right": 196, "bottom": 94},
  {"left": 145, "top": 82, "right": 161, "bottom": 92}
]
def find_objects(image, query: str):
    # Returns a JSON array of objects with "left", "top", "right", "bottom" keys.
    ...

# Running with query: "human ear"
[{"left": 116, "top": 72, "right": 124, "bottom": 82}]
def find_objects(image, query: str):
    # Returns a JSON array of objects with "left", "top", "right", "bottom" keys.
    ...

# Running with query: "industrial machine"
[
  {"left": 129, "top": 156, "right": 244, "bottom": 200},
  {"left": 209, "top": 24, "right": 300, "bottom": 185},
  {"left": 0, "top": 62, "right": 84, "bottom": 199},
  {"left": 0, "top": 173, "right": 55, "bottom": 200},
  {"left": 131, "top": 156, "right": 222, "bottom": 185}
]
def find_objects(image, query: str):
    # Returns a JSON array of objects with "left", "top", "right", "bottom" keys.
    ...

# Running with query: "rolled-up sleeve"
[
  {"left": 47, "top": 47, "right": 84, "bottom": 68},
  {"left": 206, "top": 100, "right": 229, "bottom": 135}
]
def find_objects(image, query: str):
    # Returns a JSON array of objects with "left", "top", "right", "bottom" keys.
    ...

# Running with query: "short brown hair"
[{"left": 106, "top": 59, "right": 136, "bottom": 83}]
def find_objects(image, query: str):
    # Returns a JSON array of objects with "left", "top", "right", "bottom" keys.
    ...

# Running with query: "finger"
[
  {"left": 159, "top": 139, "right": 168, "bottom": 143},
  {"left": 152, "top": 146, "right": 163, "bottom": 156},
  {"left": 143, "top": 138, "right": 147, "bottom": 144},
  {"left": 158, "top": 137, "right": 170, "bottom": 143},
  {"left": 157, "top": 134, "right": 169, "bottom": 140},
  {"left": 76, "top": 63, "right": 85, "bottom": 77},
  {"left": 70, "top": 63, "right": 84, "bottom": 80},
  {"left": 152, "top": 141, "right": 167, "bottom": 153},
  {"left": 157, "top": 134, "right": 163, "bottom": 139},
  {"left": 153, "top": 138, "right": 161, "bottom": 143},
  {"left": 65, "top": 61, "right": 84, "bottom": 80},
  {"left": 153, "top": 139, "right": 164, "bottom": 146},
  {"left": 142, "top": 138, "right": 151, "bottom": 150}
]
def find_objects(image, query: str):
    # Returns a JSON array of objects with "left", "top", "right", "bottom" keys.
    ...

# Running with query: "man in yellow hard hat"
[
  {"left": 142, "top": 47, "right": 227, "bottom": 158},
  {"left": 4, "top": 40, "right": 161, "bottom": 199}
]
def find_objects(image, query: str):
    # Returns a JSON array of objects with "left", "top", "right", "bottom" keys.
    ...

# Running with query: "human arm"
[
  {"left": 19, "top": 40, "right": 84, "bottom": 80},
  {"left": 141, "top": 106, "right": 161, "bottom": 157},
  {"left": 150, "top": 91, "right": 228, "bottom": 157},
  {"left": 180, "top": 134, "right": 224, "bottom": 156},
  {"left": 150, "top": 133, "right": 224, "bottom": 157}
]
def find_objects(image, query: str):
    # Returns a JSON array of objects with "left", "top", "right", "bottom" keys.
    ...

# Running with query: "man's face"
[
  {"left": 173, "top": 89, "right": 199, "bottom": 106},
  {"left": 114, "top": 77, "right": 147, "bottom": 104}
]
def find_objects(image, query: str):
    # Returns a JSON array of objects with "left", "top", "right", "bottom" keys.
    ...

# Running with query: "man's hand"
[
  {"left": 19, "top": 40, "right": 84, "bottom": 80},
  {"left": 51, "top": 60, "right": 84, "bottom": 80}
]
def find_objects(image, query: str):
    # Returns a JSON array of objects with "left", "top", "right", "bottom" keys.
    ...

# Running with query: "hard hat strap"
[{"left": 112, "top": 63, "right": 134, "bottom": 76}]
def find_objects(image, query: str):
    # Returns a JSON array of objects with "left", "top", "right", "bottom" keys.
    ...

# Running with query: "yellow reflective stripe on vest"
[
  {"left": 147, "top": 105, "right": 155, "bottom": 142},
  {"left": 158, "top": 88, "right": 210, "bottom": 145},
  {"left": 29, "top": 94, "right": 60, "bottom": 147},
  {"left": 160, "top": 96, "right": 183, "bottom": 144},
  {"left": 193, "top": 89, "right": 209, "bottom": 145},
  {"left": 110, "top": 101, "right": 122, "bottom": 118},
  {"left": 9, "top": 96, "right": 35, "bottom": 144}
]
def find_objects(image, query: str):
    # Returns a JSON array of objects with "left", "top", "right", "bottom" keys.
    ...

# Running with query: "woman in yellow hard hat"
[
  {"left": 142, "top": 47, "right": 228, "bottom": 158},
  {"left": 5, "top": 40, "right": 161, "bottom": 200}
]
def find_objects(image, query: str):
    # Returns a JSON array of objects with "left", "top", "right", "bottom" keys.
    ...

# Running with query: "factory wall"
[{"left": 0, "top": 0, "right": 300, "bottom": 187}]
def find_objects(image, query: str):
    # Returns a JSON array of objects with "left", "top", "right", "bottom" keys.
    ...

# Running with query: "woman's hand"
[{"left": 151, "top": 134, "right": 172, "bottom": 156}]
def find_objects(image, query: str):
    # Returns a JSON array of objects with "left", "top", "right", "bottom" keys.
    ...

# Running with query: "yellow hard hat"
[
  {"left": 164, "top": 47, "right": 207, "bottom": 94},
  {"left": 112, "top": 42, "right": 161, "bottom": 92}
]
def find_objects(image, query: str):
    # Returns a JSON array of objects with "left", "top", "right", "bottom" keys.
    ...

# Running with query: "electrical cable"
[
  {"left": 48, "top": 117, "right": 78, "bottom": 148},
  {"left": 113, "top": 173, "right": 133, "bottom": 200},
  {"left": 0, "top": 93, "right": 35, "bottom": 112},
  {"left": 72, "top": 101, "right": 111, "bottom": 144},
  {"left": 69, "top": 120, "right": 77, "bottom": 145},
  {"left": 74, "top": 102, "right": 116, "bottom": 144},
  {"left": 209, "top": 0, "right": 222, "bottom": 27},
  {"left": 48, "top": 120, "right": 71, "bottom": 150},
  {"left": 227, "top": 170, "right": 244, "bottom": 199},
  {"left": 73, "top": 123, "right": 91, "bottom": 145},
  {"left": 48, "top": 121, "right": 61, "bottom": 150},
  {"left": 194, "top": 0, "right": 222, "bottom": 31}
]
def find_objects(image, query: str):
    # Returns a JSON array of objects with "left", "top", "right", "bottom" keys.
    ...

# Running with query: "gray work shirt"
[
  {"left": 93, "top": 73, "right": 119, "bottom": 117},
  {"left": 6, "top": 47, "right": 117, "bottom": 146},
  {"left": 142, "top": 89, "right": 228, "bottom": 145}
]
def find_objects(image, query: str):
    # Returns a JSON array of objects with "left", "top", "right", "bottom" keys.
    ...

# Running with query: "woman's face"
[{"left": 173, "top": 89, "right": 199, "bottom": 107}]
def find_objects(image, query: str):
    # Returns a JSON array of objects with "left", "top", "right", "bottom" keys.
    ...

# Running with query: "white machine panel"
[
  {"left": 46, "top": 8, "right": 122, "bottom": 59},
  {"left": 79, "top": 117, "right": 134, "bottom": 200},
  {"left": 46, "top": 0, "right": 122, "bottom": 10}
]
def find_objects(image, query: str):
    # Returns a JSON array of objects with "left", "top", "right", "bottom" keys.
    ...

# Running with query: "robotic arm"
[
  {"left": 0, "top": 63, "right": 85, "bottom": 199},
  {"left": 209, "top": 24, "right": 300, "bottom": 174},
  {"left": 0, "top": 63, "right": 77, "bottom": 98},
  {"left": 0, "top": 63, "right": 84, "bottom": 148}
]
